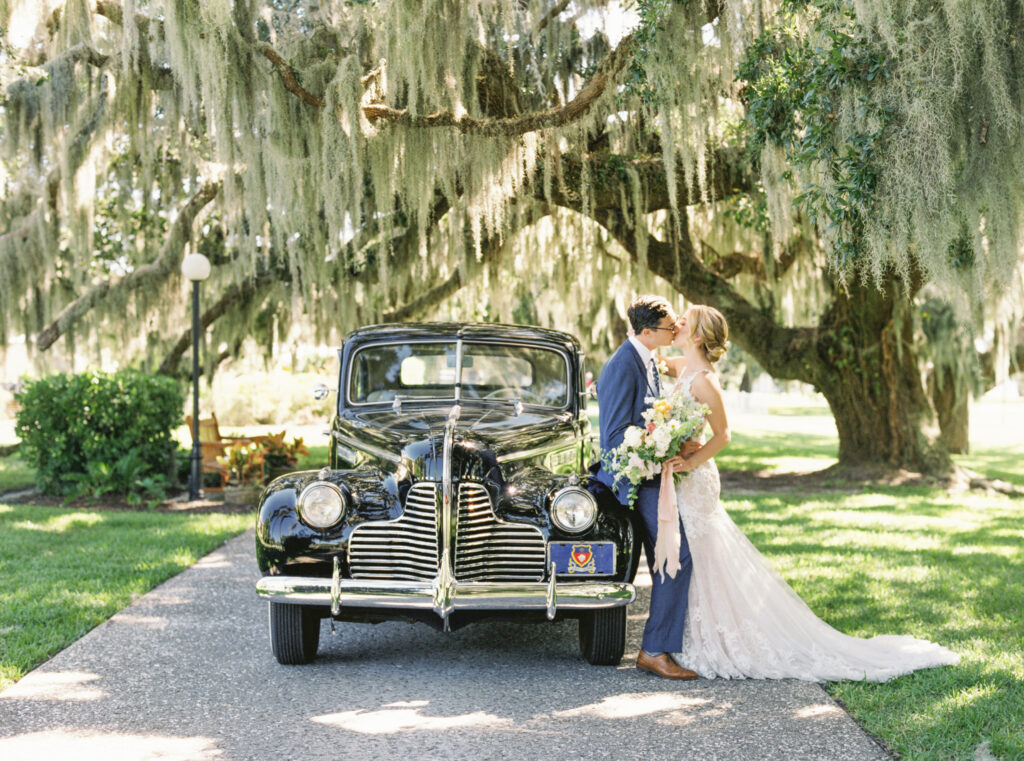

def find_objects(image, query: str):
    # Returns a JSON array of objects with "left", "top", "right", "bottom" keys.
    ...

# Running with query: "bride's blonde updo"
[{"left": 686, "top": 305, "right": 729, "bottom": 363}]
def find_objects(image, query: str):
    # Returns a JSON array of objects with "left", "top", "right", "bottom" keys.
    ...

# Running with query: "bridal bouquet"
[{"left": 603, "top": 389, "right": 710, "bottom": 507}]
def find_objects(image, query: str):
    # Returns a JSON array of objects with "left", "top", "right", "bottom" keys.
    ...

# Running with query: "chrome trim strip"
[
  {"left": 495, "top": 439, "right": 581, "bottom": 464},
  {"left": 332, "top": 430, "right": 401, "bottom": 464},
  {"left": 454, "top": 336, "right": 464, "bottom": 403},
  {"left": 441, "top": 405, "right": 461, "bottom": 588},
  {"left": 546, "top": 562, "right": 557, "bottom": 620},
  {"left": 257, "top": 575, "right": 636, "bottom": 612}
]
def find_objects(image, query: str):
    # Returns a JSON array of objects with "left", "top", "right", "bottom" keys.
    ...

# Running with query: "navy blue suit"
[{"left": 595, "top": 341, "right": 692, "bottom": 655}]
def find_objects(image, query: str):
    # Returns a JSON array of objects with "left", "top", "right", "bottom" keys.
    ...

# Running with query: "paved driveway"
[{"left": 0, "top": 531, "right": 890, "bottom": 761}]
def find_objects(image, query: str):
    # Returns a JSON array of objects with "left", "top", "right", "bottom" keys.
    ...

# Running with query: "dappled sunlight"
[
  {"left": 311, "top": 703, "right": 513, "bottom": 733},
  {"left": 0, "top": 671, "right": 105, "bottom": 701},
  {"left": 190, "top": 554, "right": 233, "bottom": 570},
  {"left": 794, "top": 703, "right": 843, "bottom": 719},
  {"left": 0, "top": 730, "right": 222, "bottom": 761},
  {"left": 109, "top": 613, "right": 168, "bottom": 630},
  {"left": 550, "top": 692, "right": 713, "bottom": 720},
  {"left": 758, "top": 456, "right": 835, "bottom": 473},
  {"left": 12, "top": 512, "right": 105, "bottom": 533}
]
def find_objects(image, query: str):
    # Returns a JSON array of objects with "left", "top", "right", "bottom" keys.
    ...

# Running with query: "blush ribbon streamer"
[{"left": 652, "top": 462, "right": 681, "bottom": 581}]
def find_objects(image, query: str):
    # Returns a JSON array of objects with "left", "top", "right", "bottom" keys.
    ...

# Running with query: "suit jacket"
[{"left": 594, "top": 340, "right": 660, "bottom": 505}]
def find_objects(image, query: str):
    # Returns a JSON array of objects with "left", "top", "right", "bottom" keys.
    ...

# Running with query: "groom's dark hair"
[{"left": 627, "top": 295, "right": 674, "bottom": 333}]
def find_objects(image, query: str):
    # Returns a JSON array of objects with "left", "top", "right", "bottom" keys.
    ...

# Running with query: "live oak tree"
[{"left": 1, "top": 0, "right": 1022, "bottom": 474}]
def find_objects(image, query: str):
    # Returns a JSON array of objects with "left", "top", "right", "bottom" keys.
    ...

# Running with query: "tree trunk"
[
  {"left": 929, "top": 366, "right": 970, "bottom": 454},
  {"left": 809, "top": 278, "right": 951, "bottom": 473}
]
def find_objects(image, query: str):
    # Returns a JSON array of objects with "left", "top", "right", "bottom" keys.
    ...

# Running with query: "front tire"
[
  {"left": 579, "top": 606, "right": 626, "bottom": 665},
  {"left": 269, "top": 602, "right": 321, "bottom": 664}
]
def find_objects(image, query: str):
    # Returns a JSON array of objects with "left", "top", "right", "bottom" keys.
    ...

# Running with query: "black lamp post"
[{"left": 182, "top": 252, "right": 211, "bottom": 501}]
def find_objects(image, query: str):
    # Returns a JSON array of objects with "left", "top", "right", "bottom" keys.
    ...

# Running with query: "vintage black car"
[{"left": 255, "top": 323, "right": 639, "bottom": 665}]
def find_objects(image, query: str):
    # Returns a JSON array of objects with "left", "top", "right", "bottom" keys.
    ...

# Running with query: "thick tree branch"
[
  {"left": 605, "top": 217, "right": 819, "bottom": 381},
  {"left": 537, "top": 0, "right": 573, "bottom": 32},
  {"left": 256, "top": 26, "right": 633, "bottom": 134},
  {"left": 542, "top": 169, "right": 818, "bottom": 379},
  {"left": 36, "top": 181, "right": 222, "bottom": 351},
  {"left": 549, "top": 150, "right": 752, "bottom": 214},
  {"left": 382, "top": 206, "right": 550, "bottom": 322},
  {"left": 381, "top": 231, "right": 506, "bottom": 323},
  {"left": 95, "top": 0, "right": 157, "bottom": 34},
  {"left": 701, "top": 240, "right": 799, "bottom": 280},
  {"left": 362, "top": 33, "right": 633, "bottom": 135},
  {"left": 157, "top": 271, "right": 278, "bottom": 376},
  {"left": 256, "top": 43, "right": 326, "bottom": 108}
]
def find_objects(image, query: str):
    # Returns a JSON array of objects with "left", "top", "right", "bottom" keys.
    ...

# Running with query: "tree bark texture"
[
  {"left": 808, "top": 278, "right": 948, "bottom": 471},
  {"left": 929, "top": 366, "right": 970, "bottom": 454}
]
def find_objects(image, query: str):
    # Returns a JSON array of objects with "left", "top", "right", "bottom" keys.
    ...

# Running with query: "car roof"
[{"left": 343, "top": 322, "right": 581, "bottom": 352}]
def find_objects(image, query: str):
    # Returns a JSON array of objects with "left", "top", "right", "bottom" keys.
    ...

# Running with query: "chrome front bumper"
[{"left": 256, "top": 556, "right": 636, "bottom": 621}]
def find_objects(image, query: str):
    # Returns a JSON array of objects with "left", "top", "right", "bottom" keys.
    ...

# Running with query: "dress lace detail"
[{"left": 668, "top": 372, "right": 960, "bottom": 682}]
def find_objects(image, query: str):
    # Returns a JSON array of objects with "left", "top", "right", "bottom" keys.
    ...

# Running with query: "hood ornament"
[{"left": 392, "top": 395, "right": 403, "bottom": 414}]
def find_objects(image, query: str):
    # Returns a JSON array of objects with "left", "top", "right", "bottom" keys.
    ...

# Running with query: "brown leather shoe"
[{"left": 636, "top": 652, "right": 699, "bottom": 680}]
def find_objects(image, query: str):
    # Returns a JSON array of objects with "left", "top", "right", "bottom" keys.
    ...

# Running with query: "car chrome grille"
[
  {"left": 348, "top": 482, "right": 439, "bottom": 581},
  {"left": 455, "top": 482, "right": 546, "bottom": 582},
  {"left": 347, "top": 481, "right": 546, "bottom": 583}
]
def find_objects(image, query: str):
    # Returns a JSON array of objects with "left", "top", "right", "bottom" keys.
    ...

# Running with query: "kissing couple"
[{"left": 593, "top": 295, "right": 960, "bottom": 681}]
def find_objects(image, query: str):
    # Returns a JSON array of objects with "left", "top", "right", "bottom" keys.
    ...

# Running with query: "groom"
[{"left": 595, "top": 295, "right": 697, "bottom": 680}]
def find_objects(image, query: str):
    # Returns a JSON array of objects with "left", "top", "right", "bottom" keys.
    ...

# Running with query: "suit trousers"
[{"left": 635, "top": 481, "right": 692, "bottom": 654}]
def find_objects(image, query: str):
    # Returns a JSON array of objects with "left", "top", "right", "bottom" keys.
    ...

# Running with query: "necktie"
[{"left": 649, "top": 357, "right": 661, "bottom": 396}]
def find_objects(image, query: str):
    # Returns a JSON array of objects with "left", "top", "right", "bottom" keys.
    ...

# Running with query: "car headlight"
[
  {"left": 550, "top": 487, "right": 597, "bottom": 533},
  {"left": 298, "top": 482, "right": 346, "bottom": 529}
]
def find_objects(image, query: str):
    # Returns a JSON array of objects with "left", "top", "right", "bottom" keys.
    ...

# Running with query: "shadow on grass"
[{"left": 714, "top": 430, "right": 838, "bottom": 473}]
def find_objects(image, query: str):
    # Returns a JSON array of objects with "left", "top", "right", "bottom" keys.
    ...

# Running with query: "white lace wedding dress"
[{"left": 670, "top": 372, "right": 960, "bottom": 681}]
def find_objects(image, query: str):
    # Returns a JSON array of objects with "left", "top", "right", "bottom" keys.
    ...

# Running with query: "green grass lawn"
[
  {"left": 727, "top": 486, "right": 1023, "bottom": 760},
  {"left": 0, "top": 453, "right": 34, "bottom": 492},
  {"left": 0, "top": 505, "right": 249, "bottom": 691}
]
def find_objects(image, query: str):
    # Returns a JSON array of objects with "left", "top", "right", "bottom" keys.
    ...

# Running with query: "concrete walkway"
[{"left": 0, "top": 531, "right": 891, "bottom": 761}]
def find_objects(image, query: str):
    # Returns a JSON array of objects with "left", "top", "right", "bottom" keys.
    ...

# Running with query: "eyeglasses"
[{"left": 647, "top": 326, "right": 676, "bottom": 333}]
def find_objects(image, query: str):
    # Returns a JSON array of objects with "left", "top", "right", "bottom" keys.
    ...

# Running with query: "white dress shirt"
[{"left": 628, "top": 335, "right": 658, "bottom": 393}]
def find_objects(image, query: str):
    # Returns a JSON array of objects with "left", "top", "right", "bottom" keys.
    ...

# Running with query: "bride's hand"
[
  {"left": 663, "top": 455, "right": 690, "bottom": 471},
  {"left": 679, "top": 440, "right": 701, "bottom": 457},
  {"left": 674, "top": 456, "right": 699, "bottom": 473},
  {"left": 664, "top": 454, "right": 699, "bottom": 472}
]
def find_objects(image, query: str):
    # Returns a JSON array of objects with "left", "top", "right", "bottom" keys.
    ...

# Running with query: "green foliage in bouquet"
[
  {"left": 15, "top": 370, "right": 183, "bottom": 498},
  {"left": 603, "top": 390, "right": 710, "bottom": 507}
]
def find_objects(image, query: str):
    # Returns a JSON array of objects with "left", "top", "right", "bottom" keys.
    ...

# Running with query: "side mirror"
[{"left": 312, "top": 384, "right": 332, "bottom": 401}]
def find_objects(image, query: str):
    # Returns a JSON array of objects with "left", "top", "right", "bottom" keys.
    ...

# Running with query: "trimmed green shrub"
[{"left": 15, "top": 370, "right": 184, "bottom": 497}]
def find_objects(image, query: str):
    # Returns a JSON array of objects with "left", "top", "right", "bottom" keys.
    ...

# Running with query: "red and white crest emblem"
[{"left": 571, "top": 545, "right": 593, "bottom": 567}]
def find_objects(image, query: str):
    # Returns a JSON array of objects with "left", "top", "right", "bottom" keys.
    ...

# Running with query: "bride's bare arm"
[{"left": 664, "top": 373, "right": 730, "bottom": 471}]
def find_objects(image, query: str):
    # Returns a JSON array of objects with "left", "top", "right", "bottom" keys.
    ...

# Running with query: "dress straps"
[{"left": 677, "top": 367, "right": 714, "bottom": 394}]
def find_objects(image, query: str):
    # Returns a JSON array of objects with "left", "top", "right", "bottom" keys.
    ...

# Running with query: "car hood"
[{"left": 334, "top": 405, "right": 579, "bottom": 478}]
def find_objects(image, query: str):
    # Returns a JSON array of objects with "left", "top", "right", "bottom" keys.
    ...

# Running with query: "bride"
[{"left": 658, "top": 305, "right": 960, "bottom": 681}]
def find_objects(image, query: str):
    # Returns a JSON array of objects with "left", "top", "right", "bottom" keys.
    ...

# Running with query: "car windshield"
[{"left": 348, "top": 341, "right": 569, "bottom": 407}]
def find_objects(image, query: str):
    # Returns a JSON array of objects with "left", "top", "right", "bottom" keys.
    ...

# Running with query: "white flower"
[
  {"left": 623, "top": 426, "right": 644, "bottom": 448},
  {"left": 627, "top": 451, "right": 645, "bottom": 470},
  {"left": 651, "top": 425, "right": 672, "bottom": 456}
]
